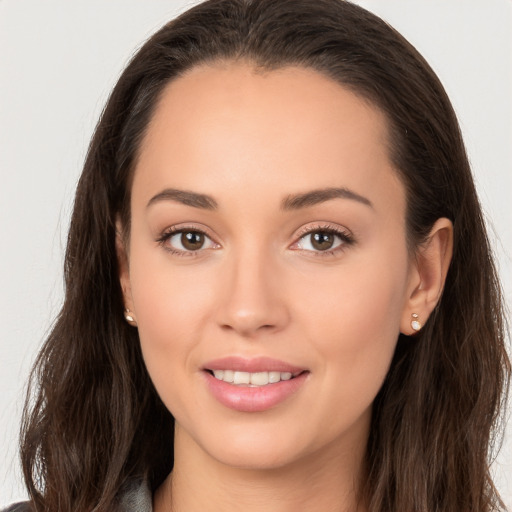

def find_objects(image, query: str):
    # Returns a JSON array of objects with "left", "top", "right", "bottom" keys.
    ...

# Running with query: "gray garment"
[
  {"left": 0, "top": 505, "right": 29, "bottom": 512},
  {"left": 118, "top": 477, "right": 153, "bottom": 511},
  {"left": 1, "top": 478, "right": 152, "bottom": 512}
]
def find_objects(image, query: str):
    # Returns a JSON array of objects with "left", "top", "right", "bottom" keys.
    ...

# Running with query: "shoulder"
[
  {"left": 118, "top": 477, "right": 153, "bottom": 512},
  {"left": 0, "top": 503, "right": 31, "bottom": 512},
  {"left": 0, "top": 478, "right": 151, "bottom": 512}
]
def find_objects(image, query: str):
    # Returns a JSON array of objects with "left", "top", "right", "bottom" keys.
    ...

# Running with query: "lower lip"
[{"left": 204, "top": 371, "right": 308, "bottom": 412}]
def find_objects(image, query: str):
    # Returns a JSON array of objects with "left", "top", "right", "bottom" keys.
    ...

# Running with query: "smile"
[
  {"left": 202, "top": 357, "right": 309, "bottom": 412},
  {"left": 210, "top": 370, "right": 298, "bottom": 386}
]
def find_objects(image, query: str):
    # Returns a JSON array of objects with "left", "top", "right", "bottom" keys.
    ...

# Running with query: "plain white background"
[{"left": 1, "top": 0, "right": 510, "bottom": 507}]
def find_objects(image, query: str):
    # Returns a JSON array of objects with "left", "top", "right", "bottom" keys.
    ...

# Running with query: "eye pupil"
[
  {"left": 311, "top": 231, "right": 334, "bottom": 250},
  {"left": 181, "top": 231, "right": 204, "bottom": 250}
]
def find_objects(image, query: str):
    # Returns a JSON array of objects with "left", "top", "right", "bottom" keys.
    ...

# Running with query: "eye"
[
  {"left": 157, "top": 227, "right": 219, "bottom": 255},
  {"left": 292, "top": 226, "right": 354, "bottom": 254},
  {"left": 297, "top": 230, "right": 343, "bottom": 251}
]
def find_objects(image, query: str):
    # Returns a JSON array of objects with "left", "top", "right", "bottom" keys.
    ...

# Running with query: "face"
[{"left": 120, "top": 63, "right": 418, "bottom": 471}]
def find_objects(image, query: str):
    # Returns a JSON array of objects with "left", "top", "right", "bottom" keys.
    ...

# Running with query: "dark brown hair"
[{"left": 20, "top": 1, "right": 510, "bottom": 510}]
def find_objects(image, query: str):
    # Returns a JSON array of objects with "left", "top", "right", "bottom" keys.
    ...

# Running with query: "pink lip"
[
  {"left": 202, "top": 356, "right": 309, "bottom": 413},
  {"left": 203, "top": 356, "right": 305, "bottom": 374}
]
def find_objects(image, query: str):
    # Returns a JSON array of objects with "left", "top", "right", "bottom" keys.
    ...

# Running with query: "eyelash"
[
  {"left": 156, "top": 223, "right": 355, "bottom": 258},
  {"left": 156, "top": 225, "right": 218, "bottom": 258},
  {"left": 291, "top": 224, "right": 355, "bottom": 257}
]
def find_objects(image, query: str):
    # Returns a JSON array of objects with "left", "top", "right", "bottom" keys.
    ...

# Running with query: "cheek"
[
  {"left": 127, "top": 247, "right": 219, "bottom": 386},
  {"left": 283, "top": 257, "right": 409, "bottom": 446},
  {"left": 130, "top": 236, "right": 218, "bottom": 321},
  {"left": 293, "top": 244, "right": 409, "bottom": 396}
]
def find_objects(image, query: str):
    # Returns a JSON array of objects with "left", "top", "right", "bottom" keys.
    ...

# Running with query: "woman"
[{"left": 3, "top": 0, "right": 509, "bottom": 510}]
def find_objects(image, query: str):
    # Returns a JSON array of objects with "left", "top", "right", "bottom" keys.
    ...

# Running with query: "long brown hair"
[{"left": 20, "top": 1, "right": 510, "bottom": 510}]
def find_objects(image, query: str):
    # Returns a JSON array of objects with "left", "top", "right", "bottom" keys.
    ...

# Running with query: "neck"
[{"left": 154, "top": 423, "right": 368, "bottom": 512}]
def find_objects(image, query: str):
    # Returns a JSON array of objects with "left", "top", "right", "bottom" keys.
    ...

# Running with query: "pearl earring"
[
  {"left": 124, "top": 308, "right": 136, "bottom": 324},
  {"left": 411, "top": 313, "right": 421, "bottom": 332}
]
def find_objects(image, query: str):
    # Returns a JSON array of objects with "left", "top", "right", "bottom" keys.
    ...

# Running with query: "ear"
[
  {"left": 400, "top": 218, "right": 453, "bottom": 335},
  {"left": 116, "top": 219, "right": 137, "bottom": 326}
]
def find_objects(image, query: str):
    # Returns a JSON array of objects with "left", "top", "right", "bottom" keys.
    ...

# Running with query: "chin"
[
  {"left": 184, "top": 420, "right": 313, "bottom": 471},
  {"left": 210, "top": 444, "right": 307, "bottom": 471}
]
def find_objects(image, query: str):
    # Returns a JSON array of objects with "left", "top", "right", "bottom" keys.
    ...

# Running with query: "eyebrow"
[
  {"left": 146, "top": 186, "right": 373, "bottom": 211},
  {"left": 282, "top": 187, "right": 373, "bottom": 210},
  {"left": 147, "top": 188, "right": 218, "bottom": 210}
]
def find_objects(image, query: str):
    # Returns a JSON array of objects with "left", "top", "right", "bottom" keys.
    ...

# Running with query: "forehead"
[{"left": 133, "top": 62, "right": 404, "bottom": 215}]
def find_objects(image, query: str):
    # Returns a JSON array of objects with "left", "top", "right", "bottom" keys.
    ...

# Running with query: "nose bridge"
[{"left": 216, "top": 240, "right": 288, "bottom": 336}]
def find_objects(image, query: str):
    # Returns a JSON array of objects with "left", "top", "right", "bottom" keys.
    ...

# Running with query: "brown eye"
[
  {"left": 311, "top": 231, "right": 335, "bottom": 251},
  {"left": 293, "top": 227, "right": 352, "bottom": 254},
  {"left": 181, "top": 231, "right": 205, "bottom": 250},
  {"left": 162, "top": 229, "right": 218, "bottom": 254}
]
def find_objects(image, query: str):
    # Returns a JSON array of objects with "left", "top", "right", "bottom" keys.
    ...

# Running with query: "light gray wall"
[{"left": 1, "top": 0, "right": 510, "bottom": 507}]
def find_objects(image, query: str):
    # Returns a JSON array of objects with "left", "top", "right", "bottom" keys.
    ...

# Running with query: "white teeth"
[
  {"left": 211, "top": 370, "right": 298, "bottom": 386},
  {"left": 223, "top": 370, "right": 234, "bottom": 383},
  {"left": 250, "top": 372, "right": 269, "bottom": 386},
  {"left": 233, "top": 371, "right": 250, "bottom": 385},
  {"left": 268, "top": 371, "right": 281, "bottom": 383}
]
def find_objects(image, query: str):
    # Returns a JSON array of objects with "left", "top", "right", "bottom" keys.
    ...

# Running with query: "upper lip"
[{"left": 202, "top": 356, "right": 306, "bottom": 375}]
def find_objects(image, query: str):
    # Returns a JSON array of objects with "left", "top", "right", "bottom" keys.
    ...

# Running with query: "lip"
[
  {"left": 203, "top": 356, "right": 305, "bottom": 374},
  {"left": 202, "top": 356, "right": 309, "bottom": 413}
]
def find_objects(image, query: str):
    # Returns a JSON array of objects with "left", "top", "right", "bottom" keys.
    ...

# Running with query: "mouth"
[
  {"left": 202, "top": 356, "right": 309, "bottom": 412},
  {"left": 205, "top": 369, "right": 305, "bottom": 387}
]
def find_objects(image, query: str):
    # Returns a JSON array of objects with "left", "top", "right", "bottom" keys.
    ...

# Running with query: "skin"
[{"left": 118, "top": 62, "right": 453, "bottom": 512}]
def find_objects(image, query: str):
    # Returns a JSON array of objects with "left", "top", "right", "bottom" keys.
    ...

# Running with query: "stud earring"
[
  {"left": 124, "top": 308, "right": 136, "bottom": 325},
  {"left": 411, "top": 313, "right": 421, "bottom": 332}
]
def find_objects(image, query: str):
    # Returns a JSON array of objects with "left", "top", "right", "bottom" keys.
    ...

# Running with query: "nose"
[{"left": 215, "top": 248, "right": 290, "bottom": 338}]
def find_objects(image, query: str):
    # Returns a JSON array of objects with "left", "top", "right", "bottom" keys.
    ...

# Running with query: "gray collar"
[
  {"left": 1, "top": 478, "right": 153, "bottom": 512},
  {"left": 118, "top": 477, "right": 153, "bottom": 512}
]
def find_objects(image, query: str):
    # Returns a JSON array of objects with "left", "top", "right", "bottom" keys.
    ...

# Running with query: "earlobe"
[
  {"left": 401, "top": 218, "right": 453, "bottom": 335},
  {"left": 116, "top": 219, "right": 136, "bottom": 324},
  {"left": 124, "top": 308, "right": 138, "bottom": 327}
]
